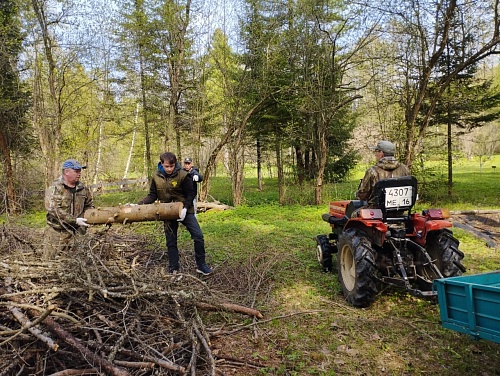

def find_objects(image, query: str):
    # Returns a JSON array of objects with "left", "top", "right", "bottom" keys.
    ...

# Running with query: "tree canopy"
[{"left": 0, "top": 0, "right": 499, "bottom": 211}]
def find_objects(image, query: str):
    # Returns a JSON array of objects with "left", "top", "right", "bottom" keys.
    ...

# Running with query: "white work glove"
[
  {"left": 178, "top": 208, "right": 187, "bottom": 222},
  {"left": 76, "top": 217, "right": 90, "bottom": 227},
  {"left": 193, "top": 175, "right": 199, "bottom": 182}
]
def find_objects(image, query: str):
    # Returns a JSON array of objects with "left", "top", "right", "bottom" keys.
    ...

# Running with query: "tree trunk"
[
  {"left": 159, "top": 0, "right": 192, "bottom": 158},
  {"left": 93, "top": 117, "right": 104, "bottom": 185},
  {"left": 228, "top": 117, "right": 246, "bottom": 206},
  {"left": 138, "top": 52, "right": 151, "bottom": 177},
  {"left": 296, "top": 145, "right": 305, "bottom": 186},
  {"left": 199, "top": 121, "right": 235, "bottom": 202},
  {"left": 31, "top": 0, "right": 63, "bottom": 185},
  {"left": 257, "top": 138, "right": 262, "bottom": 191},
  {"left": 123, "top": 104, "right": 139, "bottom": 180},
  {"left": 315, "top": 118, "right": 328, "bottom": 206},
  {"left": 199, "top": 98, "right": 268, "bottom": 202},
  {"left": 0, "top": 131, "right": 17, "bottom": 213},
  {"left": 275, "top": 133, "right": 284, "bottom": 205}
]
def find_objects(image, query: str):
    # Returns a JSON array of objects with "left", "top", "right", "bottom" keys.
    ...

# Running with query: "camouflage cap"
[{"left": 369, "top": 141, "right": 396, "bottom": 156}]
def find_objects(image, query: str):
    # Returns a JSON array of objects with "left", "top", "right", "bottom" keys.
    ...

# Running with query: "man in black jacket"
[
  {"left": 138, "top": 152, "right": 212, "bottom": 275},
  {"left": 183, "top": 157, "right": 203, "bottom": 214}
]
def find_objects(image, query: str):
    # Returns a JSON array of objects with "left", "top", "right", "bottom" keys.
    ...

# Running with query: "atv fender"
[
  {"left": 343, "top": 219, "right": 388, "bottom": 247},
  {"left": 412, "top": 213, "right": 453, "bottom": 246}
]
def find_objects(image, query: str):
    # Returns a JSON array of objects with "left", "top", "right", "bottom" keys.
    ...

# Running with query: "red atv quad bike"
[{"left": 316, "top": 176, "right": 466, "bottom": 308}]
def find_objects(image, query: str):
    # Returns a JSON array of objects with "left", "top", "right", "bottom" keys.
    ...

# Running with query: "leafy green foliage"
[
  {"left": 240, "top": 0, "right": 360, "bottom": 187},
  {"left": 0, "top": 0, "right": 32, "bottom": 151}
]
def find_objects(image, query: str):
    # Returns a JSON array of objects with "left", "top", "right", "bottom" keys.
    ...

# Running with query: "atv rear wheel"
[
  {"left": 417, "top": 229, "right": 465, "bottom": 288},
  {"left": 337, "top": 228, "right": 378, "bottom": 307},
  {"left": 316, "top": 235, "right": 334, "bottom": 272}
]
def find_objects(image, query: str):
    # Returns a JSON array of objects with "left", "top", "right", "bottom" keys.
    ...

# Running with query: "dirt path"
[{"left": 451, "top": 213, "right": 500, "bottom": 249}]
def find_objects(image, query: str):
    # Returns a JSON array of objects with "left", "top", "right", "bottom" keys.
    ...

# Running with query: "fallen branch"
[
  {"left": 42, "top": 317, "right": 131, "bottom": 376},
  {"left": 210, "top": 310, "right": 322, "bottom": 336},
  {"left": 48, "top": 369, "right": 99, "bottom": 376},
  {"left": 85, "top": 340, "right": 186, "bottom": 373},
  {"left": 196, "top": 302, "right": 263, "bottom": 319},
  {"left": 112, "top": 360, "right": 155, "bottom": 369},
  {"left": 194, "top": 323, "right": 215, "bottom": 376},
  {"left": 1, "top": 224, "right": 273, "bottom": 375},
  {"left": 84, "top": 202, "right": 182, "bottom": 224},
  {"left": 0, "top": 353, "right": 35, "bottom": 376},
  {"left": 2, "top": 304, "right": 57, "bottom": 346},
  {"left": 214, "top": 354, "right": 266, "bottom": 369}
]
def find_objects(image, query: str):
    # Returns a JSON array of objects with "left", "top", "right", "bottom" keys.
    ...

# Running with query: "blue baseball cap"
[{"left": 62, "top": 159, "right": 86, "bottom": 170}]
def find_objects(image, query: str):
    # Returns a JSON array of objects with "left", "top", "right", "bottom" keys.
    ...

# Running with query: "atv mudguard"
[
  {"left": 323, "top": 199, "right": 389, "bottom": 247},
  {"left": 343, "top": 218, "right": 388, "bottom": 247},
  {"left": 410, "top": 213, "right": 453, "bottom": 246}
]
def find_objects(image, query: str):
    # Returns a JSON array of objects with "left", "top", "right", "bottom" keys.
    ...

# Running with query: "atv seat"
[{"left": 372, "top": 176, "right": 418, "bottom": 222}]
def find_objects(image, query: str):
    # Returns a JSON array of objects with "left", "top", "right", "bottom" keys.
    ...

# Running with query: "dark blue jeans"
[{"left": 164, "top": 212, "right": 206, "bottom": 269}]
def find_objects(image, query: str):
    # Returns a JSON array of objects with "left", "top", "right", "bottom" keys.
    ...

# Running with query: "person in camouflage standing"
[
  {"left": 43, "top": 159, "right": 94, "bottom": 260},
  {"left": 356, "top": 141, "right": 410, "bottom": 208}
]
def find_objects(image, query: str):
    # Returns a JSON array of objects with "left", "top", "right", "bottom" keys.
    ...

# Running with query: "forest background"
[
  {"left": 1, "top": 1, "right": 500, "bottom": 374},
  {"left": 1, "top": 0, "right": 500, "bottom": 213}
]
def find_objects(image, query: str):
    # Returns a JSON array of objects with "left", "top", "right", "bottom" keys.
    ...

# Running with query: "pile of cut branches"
[{"left": 0, "top": 224, "right": 263, "bottom": 375}]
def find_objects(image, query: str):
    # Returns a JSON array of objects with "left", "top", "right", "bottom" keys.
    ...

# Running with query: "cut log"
[
  {"left": 84, "top": 202, "right": 183, "bottom": 225},
  {"left": 196, "top": 202, "right": 233, "bottom": 212}
]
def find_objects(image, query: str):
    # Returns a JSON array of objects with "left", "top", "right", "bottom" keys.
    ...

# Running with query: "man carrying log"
[
  {"left": 43, "top": 159, "right": 94, "bottom": 260},
  {"left": 138, "top": 152, "right": 213, "bottom": 275}
]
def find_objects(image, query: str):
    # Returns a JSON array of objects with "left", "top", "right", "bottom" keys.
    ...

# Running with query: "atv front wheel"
[
  {"left": 417, "top": 229, "right": 465, "bottom": 287},
  {"left": 337, "top": 229, "right": 378, "bottom": 308}
]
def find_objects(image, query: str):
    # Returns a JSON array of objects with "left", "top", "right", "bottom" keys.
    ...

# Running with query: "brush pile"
[{"left": 0, "top": 224, "right": 264, "bottom": 375}]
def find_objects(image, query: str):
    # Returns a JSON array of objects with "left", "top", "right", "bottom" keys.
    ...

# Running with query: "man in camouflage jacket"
[
  {"left": 43, "top": 159, "right": 93, "bottom": 259},
  {"left": 356, "top": 141, "right": 410, "bottom": 208}
]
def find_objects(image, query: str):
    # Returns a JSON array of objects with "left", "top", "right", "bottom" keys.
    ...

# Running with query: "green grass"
[
  {"left": 206, "top": 155, "right": 500, "bottom": 209},
  {"left": 2, "top": 156, "right": 499, "bottom": 375}
]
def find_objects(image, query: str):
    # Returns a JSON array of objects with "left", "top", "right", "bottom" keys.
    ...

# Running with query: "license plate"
[{"left": 385, "top": 186, "right": 413, "bottom": 208}]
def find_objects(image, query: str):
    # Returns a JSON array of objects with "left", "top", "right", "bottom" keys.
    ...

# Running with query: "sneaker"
[
  {"left": 196, "top": 264, "right": 213, "bottom": 276},
  {"left": 169, "top": 266, "right": 180, "bottom": 274}
]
